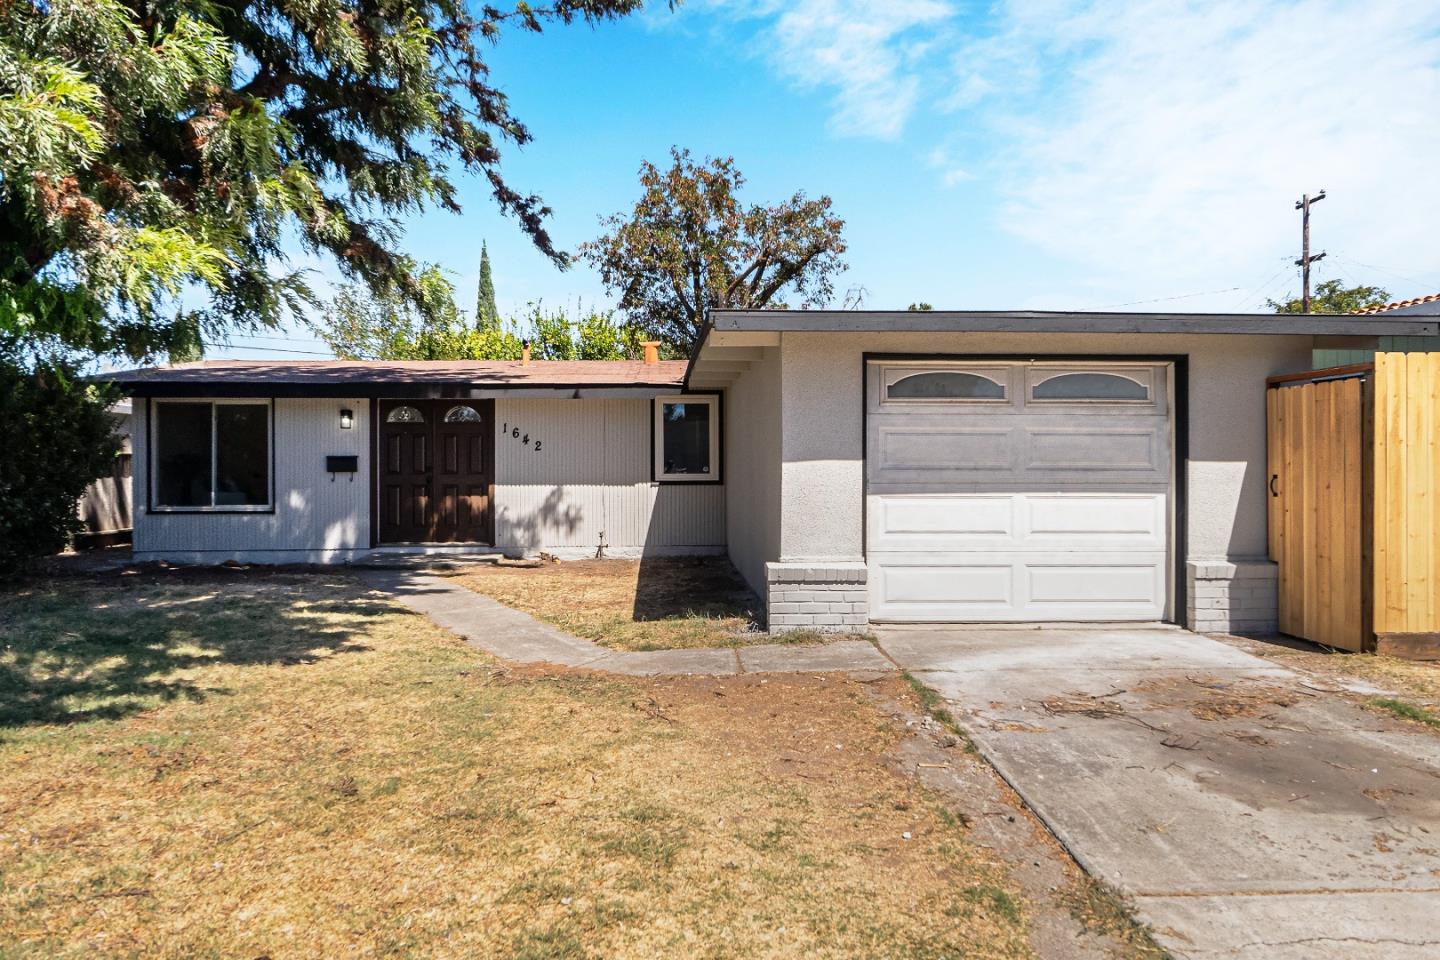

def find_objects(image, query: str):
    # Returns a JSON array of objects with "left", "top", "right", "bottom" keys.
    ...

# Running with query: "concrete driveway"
[{"left": 877, "top": 625, "right": 1440, "bottom": 960}]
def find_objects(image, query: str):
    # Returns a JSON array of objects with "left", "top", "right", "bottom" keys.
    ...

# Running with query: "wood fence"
[
  {"left": 1373, "top": 352, "right": 1440, "bottom": 653},
  {"left": 1267, "top": 353, "right": 1439, "bottom": 656}
]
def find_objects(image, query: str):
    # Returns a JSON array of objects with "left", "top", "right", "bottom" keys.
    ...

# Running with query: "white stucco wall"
[
  {"left": 722, "top": 347, "right": 782, "bottom": 595},
  {"left": 777, "top": 331, "right": 1314, "bottom": 565},
  {"left": 493, "top": 398, "right": 725, "bottom": 557},
  {"left": 133, "top": 397, "right": 371, "bottom": 562}
]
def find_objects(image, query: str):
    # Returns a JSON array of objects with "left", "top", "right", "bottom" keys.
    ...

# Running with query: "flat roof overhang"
[
  {"left": 98, "top": 360, "right": 690, "bottom": 398},
  {"left": 684, "top": 308, "right": 1439, "bottom": 389},
  {"left": 109, "top": 382, "right": 682, "bottom": 397},
  {"left": 113, "top": 382, "right": 682, "bottom": 399},
  {"left": 709, "top": 309, "right": 1440, "bottom": 337}
]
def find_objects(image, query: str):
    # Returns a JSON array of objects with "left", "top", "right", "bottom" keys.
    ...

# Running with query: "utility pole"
[{"left": 1294, "top": 190, "right": 1327, "bottom": 312}]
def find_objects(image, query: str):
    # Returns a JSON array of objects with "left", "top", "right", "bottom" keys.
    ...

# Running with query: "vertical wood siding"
[
  {"left": 1313, "top": 335, "right": 1440, "bottom": 370},
  {"left": 1374, "top": 352, "right": 1440, "bottom": 634},
  {"left": 493, "top": 398, "right": 724, "bottom": 554},
  {"left": 133, "top": 398, "right": 371, "bottom": 556}
]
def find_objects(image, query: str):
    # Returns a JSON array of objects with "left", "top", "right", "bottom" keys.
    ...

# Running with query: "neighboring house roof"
[
  {"left": 101, "top": 359, "right": 688, "bottom": 397},
  {"left": 1352, "top": 293, "right": 1440, "bottom": 315},
  {"left": 706, "top": 309, "right": 1439, "bottom": 336}
]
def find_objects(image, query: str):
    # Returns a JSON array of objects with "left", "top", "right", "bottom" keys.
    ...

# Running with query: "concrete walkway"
[
  {"left": 880, "top": 625, "right": 1440, "bottom": 960},
  {"left": 360, "top": 569, "right": 895, "bottom": 677}
]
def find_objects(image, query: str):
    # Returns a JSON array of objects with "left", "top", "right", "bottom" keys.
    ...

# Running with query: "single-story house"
[{"left": 103, "top": 308, "right": 1439, "bottom": 635}]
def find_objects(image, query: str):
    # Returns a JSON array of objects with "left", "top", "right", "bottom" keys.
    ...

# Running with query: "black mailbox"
[{"left": 326, "top": 455, "right": 359, "bottom": 473}]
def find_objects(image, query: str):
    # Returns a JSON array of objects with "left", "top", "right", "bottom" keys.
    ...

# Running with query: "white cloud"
[
  {"left": 706, "top": 0, "right": 1440, "bottom": 306},
  {"left": 926, "top": 146, "right": 975, "bottom": 186},
  {"left": 701, "top": 0, "right": 956, "bottom": 139},
  {"left": 952, "top": 0, "right": 1440, "bottom": 304}
]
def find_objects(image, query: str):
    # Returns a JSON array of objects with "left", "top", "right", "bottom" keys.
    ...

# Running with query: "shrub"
[{"left": 0, "top": 342, "right": 120, "bottom": 574}]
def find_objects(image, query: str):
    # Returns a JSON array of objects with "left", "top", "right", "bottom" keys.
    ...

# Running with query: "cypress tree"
[{"left": 476, "top": 242, "right": 500, "bottom": 330}]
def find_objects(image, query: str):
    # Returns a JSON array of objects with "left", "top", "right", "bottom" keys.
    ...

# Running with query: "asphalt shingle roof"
[{"left": 101, "top": 358, "right": 688, "bottom": 388}]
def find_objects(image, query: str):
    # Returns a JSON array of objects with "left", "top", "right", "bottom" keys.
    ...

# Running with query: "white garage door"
[{"left": 866, "top": 360, "right": 1173, "bottom": 622}]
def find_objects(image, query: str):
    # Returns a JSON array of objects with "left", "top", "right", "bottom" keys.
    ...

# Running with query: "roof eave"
[
  {"left": 110, "top": 380, "right": 686, "bottom": 398},
  {"left": 710, "top": 309, "right": 1440, "bottom": 337}
]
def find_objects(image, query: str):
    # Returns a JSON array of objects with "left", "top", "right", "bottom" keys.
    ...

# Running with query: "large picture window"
[
  {"left": 653, "top": 395, "right": 720, "bottom": 482},
  {"left": 153, "top": 401, "right": 272, "bottom": 510}
]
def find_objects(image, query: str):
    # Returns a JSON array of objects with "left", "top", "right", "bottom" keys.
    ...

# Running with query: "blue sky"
[{"left": 218, "top": 0, "right": 1440, "bottom": 359}]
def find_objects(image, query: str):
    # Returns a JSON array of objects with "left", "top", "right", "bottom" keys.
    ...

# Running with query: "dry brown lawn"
[
  {"left": 1224, "top": 635, "right": 1440, "bottom": 732},
  {"left": 1227, "top": 636, "right": 1440, "bottom": 702},
  {"left": 451, "top": 556, "right": 858, "bottom": 651},
  {"left": 0, "top": 570, "right": 1037, "bottom": 959}
]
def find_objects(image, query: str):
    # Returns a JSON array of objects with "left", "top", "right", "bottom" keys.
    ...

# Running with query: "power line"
[
  {"left": 1325, "top": 252, "right": 1440, "bottom": 293},
  {"left": 227, "top": 333, "right": 332, "bottom": 346},
  {"left": 1095, "top": 286, "right": 1245, "bottom": 309},
  {"left": 1228, "top": 262, "right": 1295, "bottom": 312},
  {"left": 201, "top": 341, "right": 336, "bottom": 357}
]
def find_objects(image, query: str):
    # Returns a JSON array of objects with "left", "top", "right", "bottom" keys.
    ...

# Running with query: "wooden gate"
[{"left": 1266, "top": 372, "right": 1371, "bottom": 651}]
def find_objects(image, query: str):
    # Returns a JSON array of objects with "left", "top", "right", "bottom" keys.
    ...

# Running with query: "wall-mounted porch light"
[{"left": 340, "top": 408, "right": 354, "bottom": 429}]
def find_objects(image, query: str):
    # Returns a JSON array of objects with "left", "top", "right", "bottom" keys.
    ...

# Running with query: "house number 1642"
[{"left": 501, "top": 423, "right": 542, "bottom": 452}]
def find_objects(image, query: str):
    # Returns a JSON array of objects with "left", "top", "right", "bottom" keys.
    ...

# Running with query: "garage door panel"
[
  {"left": 869, "top": 493, "right": 1165, "bottom": 552},
  {"left": 875, "top": 562, "right": 1013, "bottom": 608},
  {"left": 876, "top": 425, "right": 1015, "bottom": 472},
  {"left": 1026, "top": 494, "right": 1166, "bottom": 545},
  {"left": 869, "top": 553, "right": 1167, "bottom": 621},
  {"left": 1027, "top": 428, "right": 1164, "bottom": 474},
  {"left": 869, "top": 495, "right": 1015, "bottom": 551},
  {"left": 865, "top": 359, "right": 1174, "bottom": 623},
  {"left": 872, "top": 421, "right": 1167, "bottom": 486},
  {"left": 1026, "top": 560, "right": 1166, "bottom": 607}
]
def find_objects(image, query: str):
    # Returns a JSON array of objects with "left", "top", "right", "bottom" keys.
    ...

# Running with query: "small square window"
[{"left": 654, "top": 396, "right": 720, "bottom": 482}]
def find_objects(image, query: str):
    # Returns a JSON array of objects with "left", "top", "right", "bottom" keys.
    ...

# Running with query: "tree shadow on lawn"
[
  {"left": 0, "top": 568, "right": 384, "bottom": 735},
  {"left": 631, "top": 556, "right": 761, "bottom": 625}
]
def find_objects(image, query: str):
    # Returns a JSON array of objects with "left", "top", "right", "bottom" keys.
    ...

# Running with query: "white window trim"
[
  {"left": 653, "top": 395, "right": 720, "bottom": 483},
  {"left": 150, "top": 398, "right": 274, "bottom": 512}
]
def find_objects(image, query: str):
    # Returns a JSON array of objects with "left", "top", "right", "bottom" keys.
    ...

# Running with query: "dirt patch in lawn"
[
  {"left": 1220, "top": 633, "right": 1440, "bottom": 733},
  {"left": 0, "top": 570, "right": 1057, "bottom": 959},
  {"left": 449, "top": 556, "right": 863, "bottom": 651},
  {"left": 1131, "top": 675, "right": 1303, "bottom": 722}
]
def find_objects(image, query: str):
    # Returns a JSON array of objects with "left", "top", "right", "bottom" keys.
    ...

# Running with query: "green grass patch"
[
  {"left": 901, "top": 671, "right": 976, "bottom": 750},
  {"left": 1059, "top": 877, "right": 1171, "bottom": 960},
  {"left": 951, "top": 884, "right": 1023, "bottom": 925},
  {"left": 1368, "top": 697, "right": 1440, "bottom": 729}
]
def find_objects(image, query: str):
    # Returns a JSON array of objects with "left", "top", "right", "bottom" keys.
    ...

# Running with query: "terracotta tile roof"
[
  {"left": 1352, "top": 293, "right": 1440, "bottom": 315},
  {"left": 101, "top": 358, "right": 688, "bottom": 388}
]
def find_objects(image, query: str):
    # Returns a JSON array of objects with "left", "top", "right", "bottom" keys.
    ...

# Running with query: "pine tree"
[
  {"left": 475, "top": 242, "right": 500, "bottom": 330},
  {"left": 0, "top": 0, "right": 656, "bottom": 360}
]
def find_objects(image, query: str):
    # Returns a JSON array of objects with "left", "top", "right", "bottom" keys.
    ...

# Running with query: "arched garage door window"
[{"left": 886, "top": 371, "right": 1006, "bottom": 401}]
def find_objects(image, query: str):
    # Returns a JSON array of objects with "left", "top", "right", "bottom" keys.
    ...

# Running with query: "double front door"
[{"left": 378, "top": 399, "right": 494, "bottom": 543}]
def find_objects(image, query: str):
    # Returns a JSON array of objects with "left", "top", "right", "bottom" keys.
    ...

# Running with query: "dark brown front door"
[
  {"left": 434, "top": 402, "right": 492, "bottom": 542},
  {"left": 378, "top": 400, "right": 493, "bottom": 543}
]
